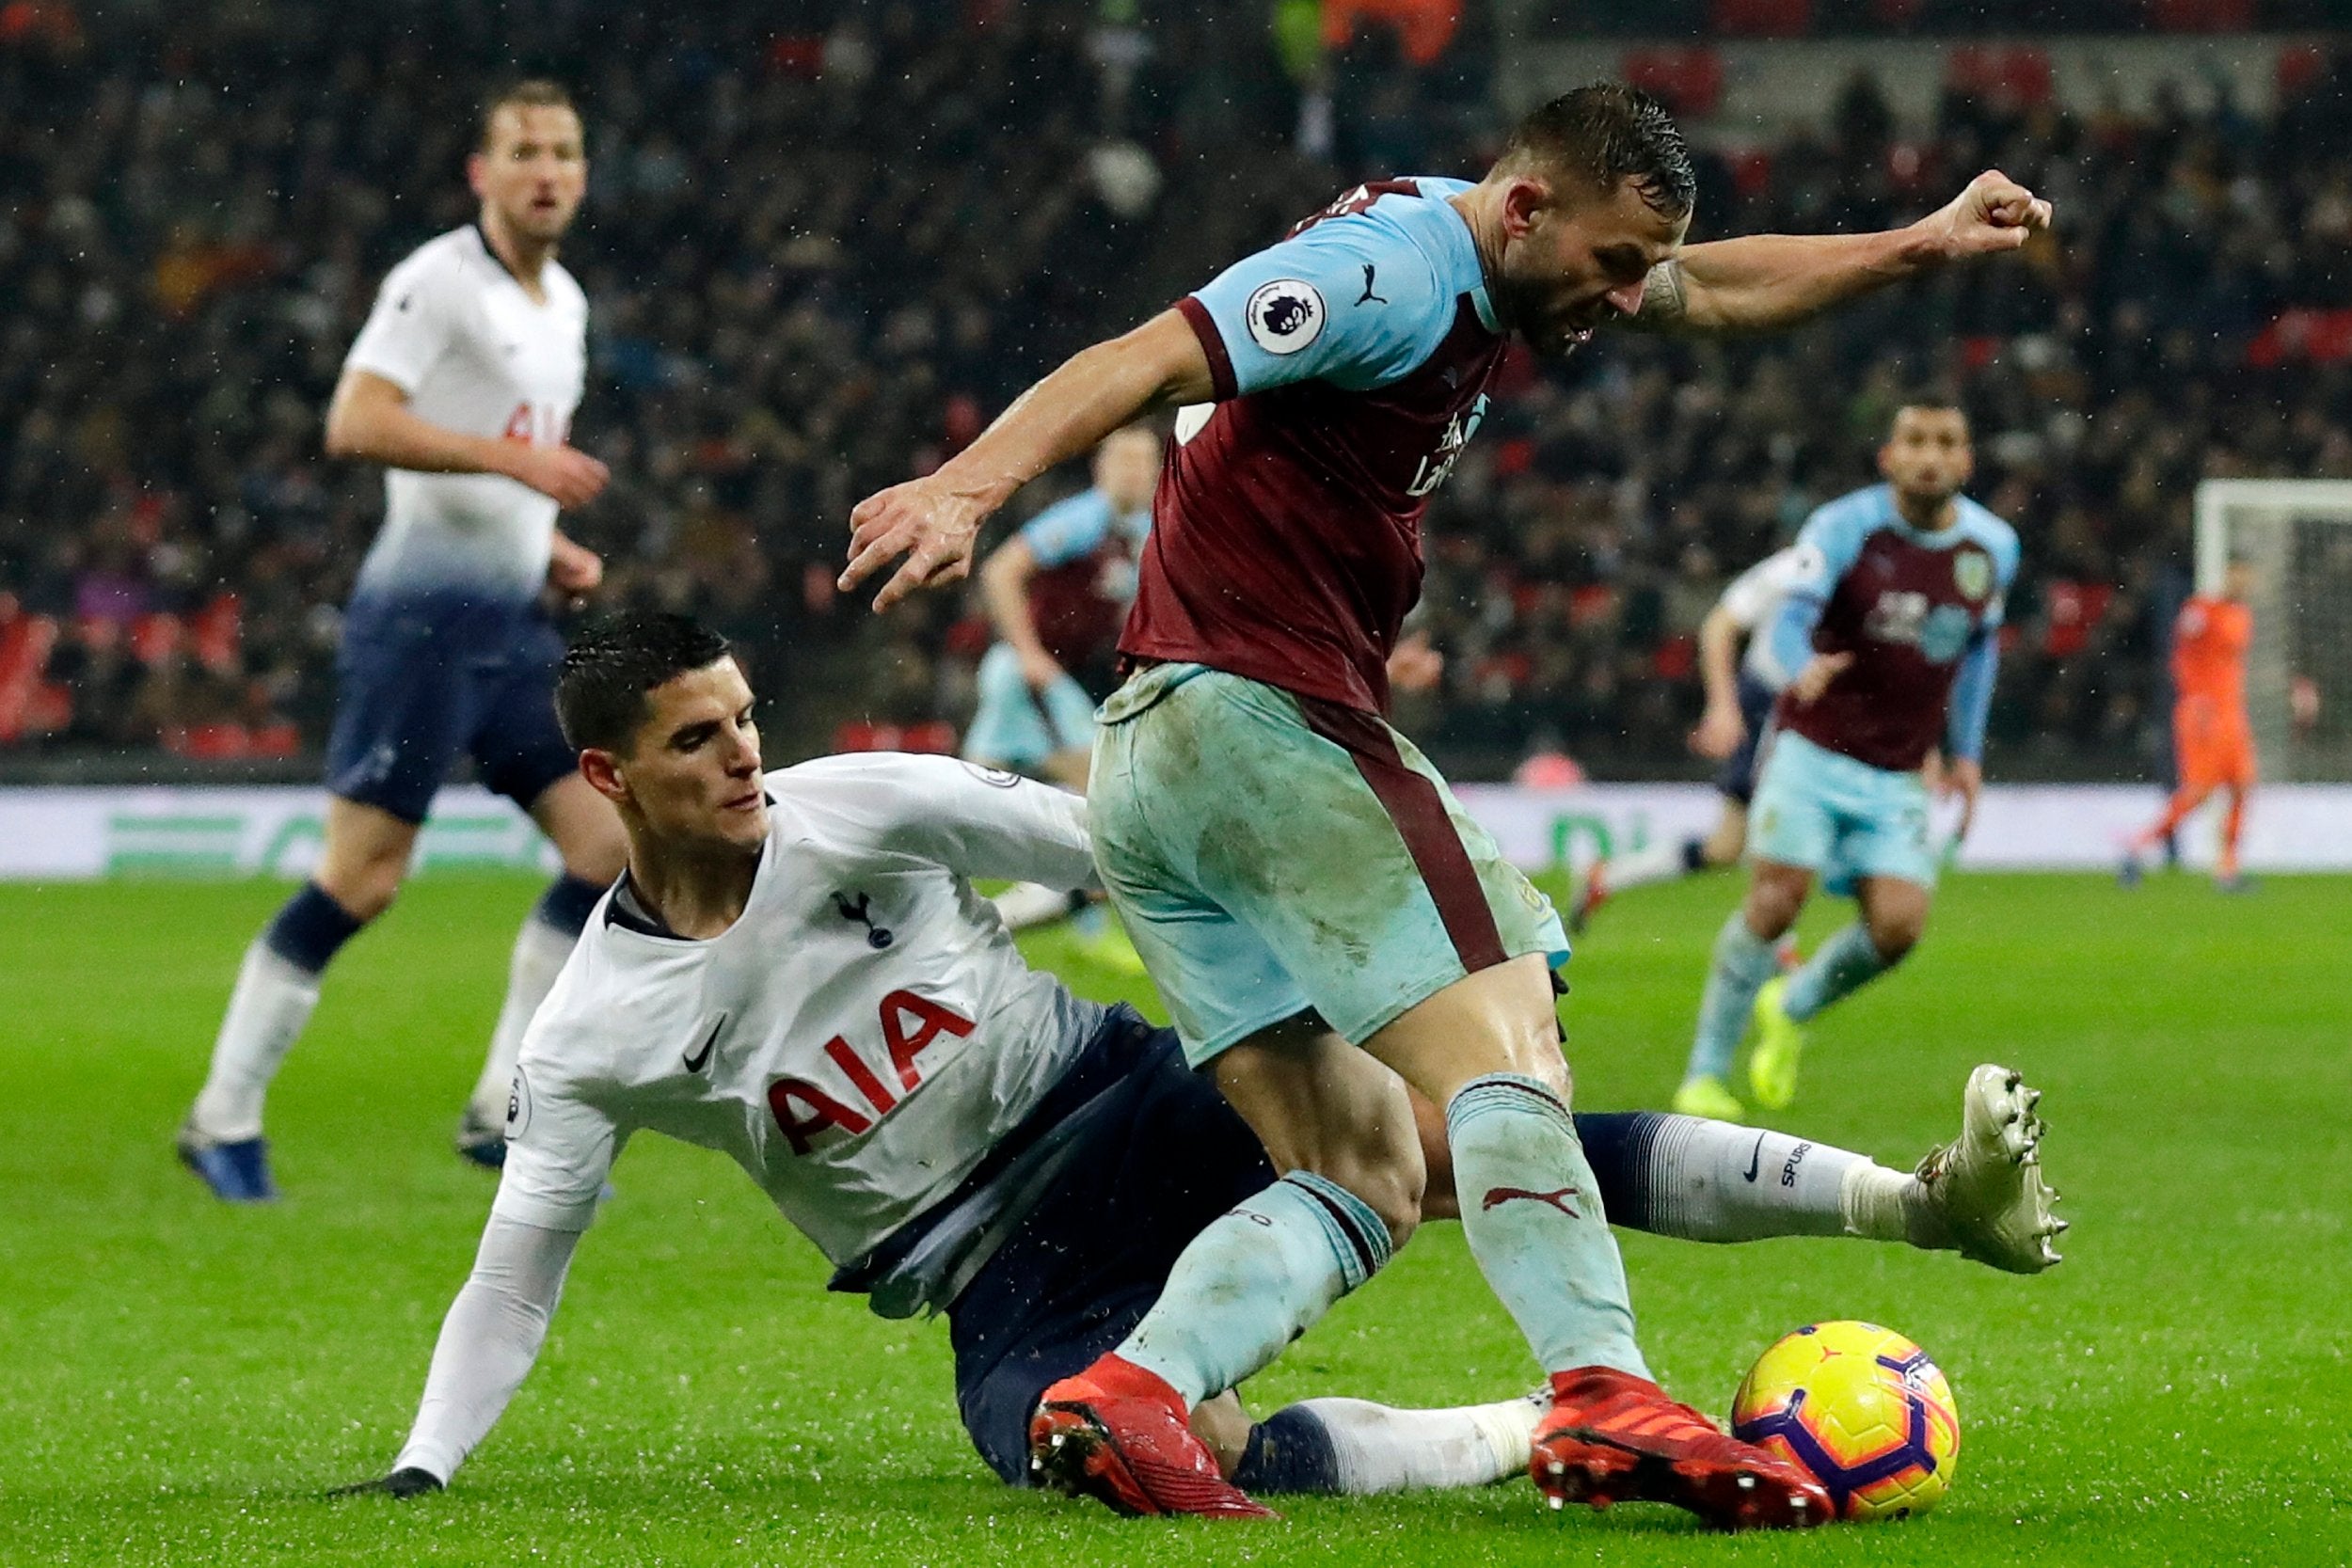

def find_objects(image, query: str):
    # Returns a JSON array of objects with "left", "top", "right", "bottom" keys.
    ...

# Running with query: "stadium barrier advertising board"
[{"left": 0, "top": 783, "right": 2346, "bottom": 879}]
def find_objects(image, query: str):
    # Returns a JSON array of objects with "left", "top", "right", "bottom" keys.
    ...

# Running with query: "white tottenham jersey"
[
  {"left": 495, "top": 754, "right": 1101, "bottom": 1267},
  {"left": 1719, "top": 546, "right": 1810, "bottom": 688},
  {"left": 342, "top": 225, "right": 588, "bottom": 601}
]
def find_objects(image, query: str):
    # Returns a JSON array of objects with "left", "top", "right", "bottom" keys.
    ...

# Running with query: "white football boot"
[{"left": 1914, "top": 1064, "right": 2066, "bottom": 1274}]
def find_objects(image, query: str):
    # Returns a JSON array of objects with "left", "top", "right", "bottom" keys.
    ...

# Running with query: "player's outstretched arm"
[
  {"left": 842, "top": 311, "right": 1214, "bottom": 611},
  {"left": 1689, "top": 605, "right": 1746, "bottom": 760},
  {"left": 1630, "top": 170, "right": 2052, "bottom": 336},
  {"left": 325, "top": 370, "right": 610, "bottom": 509},
  {"left": 333, "top": 1214, "right": 583, "bottom": 1497}
]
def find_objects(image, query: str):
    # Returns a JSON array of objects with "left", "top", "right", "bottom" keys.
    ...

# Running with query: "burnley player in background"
[
  {"left": 842, "top": 86, "right": 2051, "bottom": 1525},
  {"left": 2119, "top": 559, "right": 2258, "bottom": 892},
  {"left": 967, "top": 424, "right": 1160, "bottom": 791},
  {"left": 1677, "top": 402, "right": 2019, "bottom": 1122},
  {"left": 179, "top": 83, "right": 625, "bottom": 1200}
]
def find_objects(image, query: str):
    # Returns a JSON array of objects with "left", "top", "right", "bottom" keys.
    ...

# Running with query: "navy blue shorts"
[
  {"left": 946, "top": 1009, "right": 1275, "bottom": 1483},
  {"left": 1714, "top": 671, "right": 1781, "bottom": 807},
  {"left": 323, "top": 591, "right": 577, "bottom": 825}
]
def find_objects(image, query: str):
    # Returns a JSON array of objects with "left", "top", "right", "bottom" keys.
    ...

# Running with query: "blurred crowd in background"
[{"left": 3, "top": 0, "right": 2349, "bottom": 781}]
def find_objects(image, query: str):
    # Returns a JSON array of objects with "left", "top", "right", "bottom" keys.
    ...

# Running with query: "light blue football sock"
[
  {"left": 1448, "top": 1075, "right": 1649, "bottom": 1379},
  {"left": 1782, "top": 922, "right": 1891, "bottom": 1022},
  {"left": 1684, "top": 911, "right": 1782, "bottom": 1083},
  {"left": 1117, "top": 1171, "right": 1391, "bottom": 1407}
]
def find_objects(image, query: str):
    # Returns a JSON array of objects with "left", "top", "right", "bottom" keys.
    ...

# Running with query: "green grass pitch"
[{"left": 2, "top": 870, "right": 2346, "bottom": 1565}]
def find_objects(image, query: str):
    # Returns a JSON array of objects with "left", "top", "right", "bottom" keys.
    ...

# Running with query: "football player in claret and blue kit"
[
  {"left": 842, "top": 82, "right": 2051, "bottom": 1523},
  {"left": 1677, "top": 401, "right": 2020, "bottom": 1119}
]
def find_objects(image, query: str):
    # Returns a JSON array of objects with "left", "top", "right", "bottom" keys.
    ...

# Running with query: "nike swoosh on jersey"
[
  {"left": 1742, "top": 1132, "right": 1766, "bottom": 1183},
  {"left": 683, "top": 1016, "right": 723, "bottom": 1075}
]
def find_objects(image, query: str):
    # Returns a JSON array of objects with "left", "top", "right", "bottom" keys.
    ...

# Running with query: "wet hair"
[
  {"left": 1496, "top": 84, "right": 1696, "bottom": 220},
  {"left": 479, "top": 79, "right": 578, "bottom": 151},
  {"left": 556, "top": 612, "right": 734, "bottom": 753}
]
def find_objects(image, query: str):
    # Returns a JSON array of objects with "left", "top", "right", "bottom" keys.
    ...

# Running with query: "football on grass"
[{"left": 1731, "top": 1320, "right": 1961, "bottom": 1521}]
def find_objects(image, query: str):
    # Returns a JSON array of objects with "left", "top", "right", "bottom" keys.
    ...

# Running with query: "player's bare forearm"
[
  {"left": 1632, "top": 169, "right": 2052, "bottom": 335},
  {"left": 325, "top": 372, "right": 513, "bottom": 477},
  {"left": 936, "top": 314, "right": 1208, "bottom": 515},
  {"left": 843, "top": 311, "right": 1210, "bottom": 610},
  {"left": 1696, "top": 608, "right": 1742, "bottom": 711},
  {"left": 1641, "top": 230, "right": 1927, "bottom": 333},
  {"left": 978, "top": 541, "right": 1054, "bottom": 666}
]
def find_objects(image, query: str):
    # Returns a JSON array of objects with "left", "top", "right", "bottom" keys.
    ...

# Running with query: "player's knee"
[
  {"left": 315, "top": 854, "right": 405, "bottom": 924},
  {"left": 1868, "top": 914, "right": 1923, "bottom": 963},
  {"left": 1303, "top": 1105, "right": 1426, "bottom": 1250},
  {"left": 1744, "top": 882, "right": 1804, "bottom": 940}
]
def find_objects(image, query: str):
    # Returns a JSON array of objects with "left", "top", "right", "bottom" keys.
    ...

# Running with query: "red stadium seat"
[
  {"left": 190, "top": 593, "right": 242, "bottom": 673},
  {"left": 1622, "top": 47, "right": 1724, "bottom": 119},
  {"left": 1947, "top": 46, "right": 2053, "bottom": 109},
  {"left": 899, "top": 721, "right": 958, "bottom": 754},
  {"left": 834, "top": 721, "right": 898, "bottom": 752},
  {"left": 129, "top": 613, "right": 183, "bottom": 666},
  {"left": 2149, "top": 0, "right": 2253, "bottom": 31},
  {"left": 1709, "top": 0, "right": 1810, "bottom": 39},
  {"left": 0, "top": 610, "right": 63, "bottom": 742},
  {"left": 2278, "top": 43, "right": 2328, "bottom": 99},
  {"left": 1654, "top": 633, "right": 1697, "bottom": 681},
  {"left": 163, "top": 723, "right": 252, "bottom": 760},
  {"left": 2042, "top": 581, "right": 2113, "bottom": 659}
]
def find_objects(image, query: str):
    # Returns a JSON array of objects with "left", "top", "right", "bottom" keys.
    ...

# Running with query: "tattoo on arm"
[{"left": 1632, "top": 260, "right": 1689, "bottom": 330}]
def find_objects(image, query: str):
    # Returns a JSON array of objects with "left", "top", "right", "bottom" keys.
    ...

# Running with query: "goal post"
[{"left": 2193, "top": 479, "right": 2352, "bottom": 783}]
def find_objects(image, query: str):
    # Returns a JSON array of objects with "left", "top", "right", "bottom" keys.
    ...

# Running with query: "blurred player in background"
[
  {"left": 1677, "top": 403, "right": 2017, "bottom": 1122},
  {"left": 2119, "top": 559, "right": 2257, "bottom": 892},
  {"left": 845, "top": 81, "right": 2049, "bottom": 1524},
  {"left": 178, "top": 82, "right": 624, "bottom": 1201},
  {"left": 970, "top": 425, "right": 1154, "bottom": 944},
  {"left": 966, "top": 424, "right": 1159, "bottom": 791},
  {"left": 332, "top": 613, "right": 2059, "bottom": 1509},
  {"left": 1573, "top": 544, "right": 1810, "bottom": 934}
]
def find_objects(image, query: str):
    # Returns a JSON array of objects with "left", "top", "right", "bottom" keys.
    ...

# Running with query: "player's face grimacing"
[
  {"left": 1497, "top": 175, "right": 1688, "bottom": 358},
  {"left": 593, "top": 657, "right": 768, "bottom": 856},
  {"left": 1878, "top": 406, "right": 1975, "bottom": 515},
  {"left": 469, "top": 104, "right": 587, "bottom": 245}
]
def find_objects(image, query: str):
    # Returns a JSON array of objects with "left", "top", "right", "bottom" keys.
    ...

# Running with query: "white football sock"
[
  {"left": 191, "top": 942, "right": 323, "bottom": 1142},
  {"left": 1599, "top": 837, "right": 1691, "bottom": 894},
  {"left": 1840, "top": 1161, "right": 1955, "bottom": 1251},
  {"left": 469, "top": 916, "right": 575, "bottom": 1119},
  {"left": 990, "top": 881, "right": 1077, "bottom": 932},
  {"left": 1637, "top": 1113, "right": 1867, "bottom": 1242},
  {"left": 1293, "top": 1395, "right": 1541, "bottom": 1494}
]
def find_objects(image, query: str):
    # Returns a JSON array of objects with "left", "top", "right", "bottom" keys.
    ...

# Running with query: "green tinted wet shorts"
[{"left": 1089, "top": 663, "right": 1567, "bottom": 1065}]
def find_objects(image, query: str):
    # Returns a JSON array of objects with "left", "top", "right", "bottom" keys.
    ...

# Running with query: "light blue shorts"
[
  {"left": 1089, "top": 663, "right": 1567, "bottom": 1066},
  {"left": 1749, "top": 730, "right": 1937, "bottom": 894},
  {"left": 961, "top": 643, "right": 1099, "bottom": 770}
]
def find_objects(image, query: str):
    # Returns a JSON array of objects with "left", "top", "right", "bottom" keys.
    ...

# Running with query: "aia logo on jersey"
[
  {"left": 1406, "top": 394, "right": 1487, "bottom": 499},
  {"left": 501, "top": 403, "right": 569, "bottom": 446},
  {"left": 1246, "top": 278, "right": 1326, "bottom": 356},
  {"left": 765, "top": 990, "right": 975, "bottom": 1155}
]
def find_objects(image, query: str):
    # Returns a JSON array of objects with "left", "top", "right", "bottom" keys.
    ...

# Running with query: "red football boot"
[
  {"left": 1532, "top": 1366, "right": 1829, "bottom": 1530},
  {"left": 1027, "top": 1354, "right": 1278, "bottom": 1521}
]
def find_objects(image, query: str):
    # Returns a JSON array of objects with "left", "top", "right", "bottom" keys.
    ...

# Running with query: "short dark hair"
[
  {"left": 1890, "top": 393, "right": 1970, "bottom": 433},
  {"left": 479, "top": 79, "right": 578, "bottom": 151},
  {"left": 1497, "top": 84, "right": 1696, "bottom": 220},
  {"left": 556, "top": 612, "right": 734, "bottom": 754}
]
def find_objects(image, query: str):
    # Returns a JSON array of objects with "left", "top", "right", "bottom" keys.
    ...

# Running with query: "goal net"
[{"left": 2194, "top": 479, "right": 2352, "bottom": 782}]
